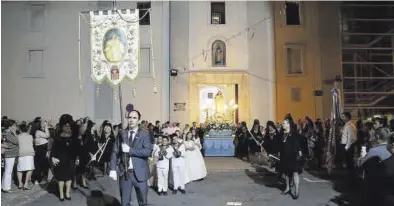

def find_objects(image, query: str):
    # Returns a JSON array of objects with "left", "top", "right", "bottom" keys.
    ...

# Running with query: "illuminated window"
[{"left": 211, "top": 2, "right": 225, "bottom": 24}]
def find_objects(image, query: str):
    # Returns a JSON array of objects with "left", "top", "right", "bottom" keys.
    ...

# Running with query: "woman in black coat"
[
  {"left": 236, "top": 122, "right": 251, "bottom": 161},
  {"left": 280, "top": 114, "right": 305, "bottom": 200},
  {"left": 72, "top": 123, "right": 89, "bottom": 188},
  {"left": 250, "top": 122, "right": 263, "bottom": 154},
  {"left": 51, "top": 114, "right": 76, "bottom": 201},
  {"left": 99, "top": 122, "right": 115, "bottom": 176},
  {"left": 263, "top": 121, "right": 281, "bottom": 156},
  {"left": 84, "top": 120, "right": 99, "bottom": 180}
]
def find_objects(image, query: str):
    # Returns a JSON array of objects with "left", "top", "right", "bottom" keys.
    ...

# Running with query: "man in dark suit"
[{"left": 109, "top": 110, "right": 153, "bottom": 206}]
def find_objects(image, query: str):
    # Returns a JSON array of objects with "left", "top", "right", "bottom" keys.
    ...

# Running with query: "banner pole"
[
  {"left": 118, "top": 83, "right": 129, "bottom": 179},
  {"left": 119, "top": 84, "right": 124, "bottom": 127}
]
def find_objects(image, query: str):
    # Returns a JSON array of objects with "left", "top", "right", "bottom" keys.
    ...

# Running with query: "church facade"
[{"left": 1, "top": 1, "right": 341, "bottom": 125}]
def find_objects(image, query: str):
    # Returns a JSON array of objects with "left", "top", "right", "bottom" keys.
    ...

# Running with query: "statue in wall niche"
[
  {"left": 215, "top": 47, "right": 223, "bottom": 64},
  {"left": 212, "top": 40, "right": 226, "bottom": 66}
]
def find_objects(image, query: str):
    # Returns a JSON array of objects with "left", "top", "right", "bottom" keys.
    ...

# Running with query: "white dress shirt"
[
  {"left": 172, "top": 144, "right": 186, "bottom": 167},
  {"left": 341, "top": 121, "right": 356, "bottom": 150},
  {"left": 154, "top": 146, "right": 174, "bottom": 169},
  {"left": 35, "top": 129, "right": 49, "bottom": 146},
  {"left": 127, "top": 128, "right": 138, "bottom": 170}
]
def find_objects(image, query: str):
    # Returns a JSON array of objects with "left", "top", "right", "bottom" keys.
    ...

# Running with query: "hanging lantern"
[
  {"left": 96, "top": 85, "right": 100, "bottom": 98},
  {"left": 153, "top": 83, "right": 157, "bottom": 94}
]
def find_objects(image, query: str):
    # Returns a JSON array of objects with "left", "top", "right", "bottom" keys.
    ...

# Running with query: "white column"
[
  {"left": 161, "top": 1, "right": 170, "bottom": 122},
  {"left": 268, "top": 1, "right": 276, "bottom": 122}
]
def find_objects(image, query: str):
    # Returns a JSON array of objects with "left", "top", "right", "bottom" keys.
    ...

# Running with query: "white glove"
[
  {"left": 122, "top": 143, "right": 130, "bottom": 153},
  {"left": 75, "top": 158, "right": 80, "bottom": 166},
  {"left": 52, "top": 157, "right": 60, "bottom": 166},
  {"left": 109, "top": 170, "right": 117, "bottom": 181}
]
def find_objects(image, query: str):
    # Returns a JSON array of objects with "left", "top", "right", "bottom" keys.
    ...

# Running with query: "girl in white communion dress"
[{"left": 184, "top": 132, "right": 207, "bottom": 182}]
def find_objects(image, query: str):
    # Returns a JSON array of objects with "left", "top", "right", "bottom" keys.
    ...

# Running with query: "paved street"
[{"left": 2, "top": 157, "right": 392, "bottom": 206}]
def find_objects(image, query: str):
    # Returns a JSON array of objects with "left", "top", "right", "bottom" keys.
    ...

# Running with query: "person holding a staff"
[{"left": 109, "top": 110, "right": 153, "bottom": 206}]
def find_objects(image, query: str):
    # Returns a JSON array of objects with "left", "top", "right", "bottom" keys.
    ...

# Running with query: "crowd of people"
[
  {"left": 1, "top": 112, "right": 393, "bottom": 205},
  {"left": 232, "top": 113, "right": 394, "bottom": 203},
  {"left": 1, "top": 115, "right": 207, "bottom": 202}
]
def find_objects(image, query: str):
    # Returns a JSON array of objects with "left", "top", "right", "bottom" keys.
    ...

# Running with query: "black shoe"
[
  {"left": 83, "top": 185, "right": 89, "bottom": 189},
  {"left": 158, "top": 192, "right": 162, "bottom": 196},
  {"left": 23, "top": 187, "right": 31, "bottom": 191},
  {"left": 65, "top": 196, "right": 71, "bottom": 200},
  {"left": 292, "top": 191, "right": 299, "bottom": 200},
  {"left": 163, "top": 192, "right": 168, "bottom": 196},
  {"left": 59, "top": 197, "right": 65, "bottom": 202},
  {"left": 172, "top": 190, "right": 177, "bottom": 194},
  {"left": 179, "top": 189, "right": 186, "bottom": 194}
]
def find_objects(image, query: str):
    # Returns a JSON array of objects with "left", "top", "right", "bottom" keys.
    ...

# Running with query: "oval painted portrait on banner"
[{"left": 102, "top": 28, "right": 127, "bottom": 63}]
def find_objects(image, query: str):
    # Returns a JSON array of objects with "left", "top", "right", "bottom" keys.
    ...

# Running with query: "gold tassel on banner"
[
  {"left": 78, "top": 14, "right": 82, "bottom": 95},
  {"left": 149, "top": 15, "right": 157, "bottom": 95},
  {"left": 113, "top": 88, "right": 118, "bottom": 102},
  {"left": 96, "top": 85, "right": 100, "bottom": 98},
  {"left": 153, "top": 82, "right": 157, "bottom": 94},
  {"left": 132, "top": 88, "right": 136, "bottom": 98}
]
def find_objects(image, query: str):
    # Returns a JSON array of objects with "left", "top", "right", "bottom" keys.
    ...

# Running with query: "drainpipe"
[{"left": 167, "top": 1, "right": 172, "bottom": 122}]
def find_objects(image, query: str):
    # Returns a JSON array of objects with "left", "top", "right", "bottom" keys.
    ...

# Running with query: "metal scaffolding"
[{"left": 340, "top": 1, "right": 394, "bottom": 119}]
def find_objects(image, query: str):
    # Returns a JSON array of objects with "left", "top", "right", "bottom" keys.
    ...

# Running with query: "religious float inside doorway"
[{"left": 201, "top": 89, "right": 239, "bottom": 157}]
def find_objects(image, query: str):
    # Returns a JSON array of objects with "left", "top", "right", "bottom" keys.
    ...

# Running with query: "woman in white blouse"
[
  {"left": 33, "top": 120, "right": 50, "bottom": 184},
  {"left": 17, "top": 123, "right": 35, "bottom": 190}
]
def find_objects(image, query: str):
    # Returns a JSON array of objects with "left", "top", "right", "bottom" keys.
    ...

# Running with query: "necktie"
[{"left": 129, "top": 131, "right": 135, "bottom": 144}]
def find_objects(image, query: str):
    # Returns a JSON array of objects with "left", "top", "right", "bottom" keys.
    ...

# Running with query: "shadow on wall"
[{"left": 87, "top": 190, "right": 121, "bottom": 206}]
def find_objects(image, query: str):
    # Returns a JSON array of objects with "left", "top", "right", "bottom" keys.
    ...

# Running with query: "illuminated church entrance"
[
  {"left": 199, "top": 84, "right": 238, "bottom": 124},
  {"left": 189, "top": 73, "right": 250, "bottom": 157},
  {"left": 189, "top": 73, "right": 250, "bottom": 124}
]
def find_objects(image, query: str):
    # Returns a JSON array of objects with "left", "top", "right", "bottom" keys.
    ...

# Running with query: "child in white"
[
  {"left": 154, "top": 136, "right": 173, "bottom": 195},
  {"left": 171, "top": 135, "right": 187, "bottom": 194},
  {"left": 184, "top": 132, "right": 207, "bottom": 182},
  {"left": 148, "top": 135, "right": 161, "bottom": 188}
]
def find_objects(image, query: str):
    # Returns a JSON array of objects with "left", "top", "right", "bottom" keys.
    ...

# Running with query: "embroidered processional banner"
[{"left": 90, "top": 9, "right": 139, "bottom": 86}]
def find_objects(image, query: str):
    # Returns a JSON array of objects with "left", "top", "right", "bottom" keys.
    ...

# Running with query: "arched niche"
[{"left": 212, "top": 40, "right": 226, "bottom": 67}]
